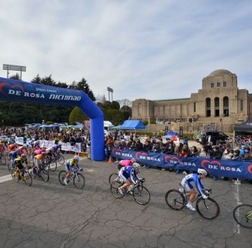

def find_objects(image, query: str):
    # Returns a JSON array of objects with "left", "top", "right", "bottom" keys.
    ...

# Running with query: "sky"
[{"left": 1, "top": 0, "right": 252, "bottom": 102}]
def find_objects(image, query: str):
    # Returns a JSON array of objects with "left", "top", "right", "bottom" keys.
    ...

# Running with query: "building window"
[
  {"left": 217, "top": 82, "right": 220, "bottom": 87},
  {"left": 211, "top": 83, "right": 214, "bottom": 88},
  {"left": 206, "top": 98, "right": 211, "bottom": 117},
  {"left": 194, "top": 102, "right": 196, "bottom": 112},
  {"left": 214, "top": 97, "right": 220, "bottom": 117},
  {"left": 223, "top": 96, "right": 229, "bottom": 116},
  {"left": 223, "top": 81, "right": 227, "bottom": 87}
]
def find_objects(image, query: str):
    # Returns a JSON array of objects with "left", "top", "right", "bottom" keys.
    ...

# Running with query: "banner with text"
[{"left": 111, "top": 147, "right": 252, "bottom": 180}]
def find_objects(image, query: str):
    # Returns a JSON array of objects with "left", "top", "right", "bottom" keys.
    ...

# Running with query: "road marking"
[{"left": 0, "top": 174, "right": 12, "bottom": 183}]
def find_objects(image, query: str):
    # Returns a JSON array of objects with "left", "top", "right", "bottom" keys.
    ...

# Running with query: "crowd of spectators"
[
  {"left": 105, "top": 130, "right": 252, "bottom": 162},
  {"left": 0, "top": 126, "right": 89, "bottom": 153}
]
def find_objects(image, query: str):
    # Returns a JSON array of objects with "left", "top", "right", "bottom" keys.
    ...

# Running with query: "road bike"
[
  {"left": 233, "top": 204, "right": 252, "bottom": 229},
  {"left": 165, "top": 187, "right": 220, "bottom": 220},
  {"left": 110, "top": 178, "right": 151, "bottom": 205},
  {"left": 108, "top": 172, "right": 118, "bottom": 184},
  {"left": 45, "top": 155, "right": 58, "bottom": 172},
  {"left": 29, "top": 165, "right": 49, "bottom": 182},
  {"left": 10, "top": 167, "right": 33, "bottom": 186},
  {"left": 58, "top": 168, "right": 85, "bottom": 190},
  {"left": 54, "top": 150, "right": 65, "bottom": 166}
]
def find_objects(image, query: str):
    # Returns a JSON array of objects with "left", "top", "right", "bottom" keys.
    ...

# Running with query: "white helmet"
[
  {"left": 74, "top": 155, "right": 79, "bottom": 162},
  {"left": 133, "top": 162, "right": 140, "bottom": 172},
  {"left": 197, "top": 168, "right": 207, "bottom": 176}
]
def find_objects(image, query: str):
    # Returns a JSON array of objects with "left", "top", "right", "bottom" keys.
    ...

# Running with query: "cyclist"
[
  {"left": 117, "top": 158, "right": 136, "bottom": 170},
  {"left": 33, "top": 147, "right": 46, "bottom": 156},
  {"left": 64, "top": 155, "right": 80, "bottom": 185},
  {"left": 9, "top": 149, "right": 21, "bottom": 169},
  {"left": 117, "top": 162, "right": 141, "bottom": 195},
  {"left": 14, "top": 154, "right": 28, "bottom": 178},
  {"left": 18, "top": 144, "right": 29, "bottom": 155},
  {"left": 180, "top": 168, "right": 208, "bottom": 211},
  {"left": 34, "top": 152, "right": 47, "bottom": 171}
]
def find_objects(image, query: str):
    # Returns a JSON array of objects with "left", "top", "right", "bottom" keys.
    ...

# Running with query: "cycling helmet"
[
  {"left": 133, "top": 162, "right": 140, "bottom": 172},
  {"left": 197, "top": 168, "right": 207, "bottom": 176},
  {"left": 74, "top": 155, "right": 79, "bottom": 162}
]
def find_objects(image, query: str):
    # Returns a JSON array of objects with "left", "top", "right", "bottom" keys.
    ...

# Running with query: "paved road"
[{"left": 0, "top": 156, "right": 251, "bottom": 248}]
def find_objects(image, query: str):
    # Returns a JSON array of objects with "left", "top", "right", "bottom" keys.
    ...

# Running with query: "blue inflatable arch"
[{"left": 0, "top": 77, "right": 105, "bottom": 161}]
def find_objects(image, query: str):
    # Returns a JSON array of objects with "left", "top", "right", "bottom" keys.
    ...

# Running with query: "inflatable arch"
[{"left": 0, "top": 77, "right": 105, "bottom": 161}]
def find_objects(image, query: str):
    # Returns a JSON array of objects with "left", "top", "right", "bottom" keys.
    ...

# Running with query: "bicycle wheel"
[
  {"left": 22, "top": 171, "right": 33, "bottom": 186},
  {"left": 57, "top": 154, "right": 65, "bottom": 166},
  {"left": 133, "top": 185, "right": 151, "bottom": 205},
  {"left": 58, "top": 170, "right": 67, "bottom": 185},
  {"left": 73, "top": 173, "right": 85, "bottom": 190},
  {"left": 110, "top": 181, "right": 125, "bottom": 199},
  {"left": 40, "top": 169, "right": 49, "bottom": 182},
  {"left": 48, "top": 161, "right": 57, "bottom": 172},
  {"left": 196, "top": 197, "right": 220, "bottom": 220},
  {"left": 10, "top": 169, "right": 20, "bottom": 183},
  {"left": 0, "top": 154, "right": 6, "bottom": 165},
  {"left": 108, "top": 172, "right": 119, "bottom": 185},
  {"left": 233, "top": 204, "right": 252, "bottom": 229},
  {"left": 165, "top": 189, "right": 186, "bottom": 210}
]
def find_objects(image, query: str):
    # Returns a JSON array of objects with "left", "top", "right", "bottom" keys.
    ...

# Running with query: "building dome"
[{"left": 208, "top": 69, "right": 232, "bottom": 77}]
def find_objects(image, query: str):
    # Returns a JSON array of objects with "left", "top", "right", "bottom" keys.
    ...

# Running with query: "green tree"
[
  {"left": 69, "top": 78, "right": 96, "bottom": 101},
  {"left": 111, "top": 101, "right": 120, "bottom": 109},
  {"left": 69, "top": 106, "right": 88, "bottom": 124}
]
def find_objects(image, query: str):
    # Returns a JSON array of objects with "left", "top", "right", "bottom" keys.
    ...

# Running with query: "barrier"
[{"left": 111, "top": 147, "right": 252, "bottom": 180}]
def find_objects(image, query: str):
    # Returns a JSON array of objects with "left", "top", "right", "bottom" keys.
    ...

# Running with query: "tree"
[
  {"left": 10, "top": 73, "right": 21, "bottom": 80},
  {"left": 69, "top": 106, "right": 88, "bottom": 124},
  {"left": 69, "top": 78, "right": 96, "bottom": 101},
  {"left": 111, "top": 101, "right": 120, "bottom": 110},
  {"left": 120, "top": 105, "right": 132, "bottom": 120}
]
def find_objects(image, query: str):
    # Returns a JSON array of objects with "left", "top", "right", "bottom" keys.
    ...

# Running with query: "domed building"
[{"left": 132, "top": 69, "right": 252, "bottom": 133}]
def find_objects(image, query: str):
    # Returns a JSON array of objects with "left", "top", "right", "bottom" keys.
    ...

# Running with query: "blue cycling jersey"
[
  {"left": 182, "top": 173, "right": 205, "bottom": 195},
  {"left": 121, "top": 166, "right": 140, "bottom": 184}
]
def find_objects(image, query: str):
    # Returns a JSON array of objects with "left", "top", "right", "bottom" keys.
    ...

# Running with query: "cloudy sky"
[{"left": 1, "top": 0, "right": 252, "bottom": 101}]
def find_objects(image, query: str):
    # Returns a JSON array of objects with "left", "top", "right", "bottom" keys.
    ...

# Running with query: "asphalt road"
[{"left": 0, "top": 155, "right": 251, "bottom": 248}]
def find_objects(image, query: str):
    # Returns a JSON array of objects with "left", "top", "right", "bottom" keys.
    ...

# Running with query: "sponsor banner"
[
  {"left": 60, "top": 142, "right": 82, "bottom": 153},
  {"left": 15, "top": 136, "right": 24, "bottom": 145},
  {"left": 111, "top": 148, "right": 252, "bottom": 180},
  {"left": 0, "top": 77, "right": 82, "bottom": 105}
]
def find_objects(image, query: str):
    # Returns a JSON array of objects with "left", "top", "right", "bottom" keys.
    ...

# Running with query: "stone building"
[{"left": 132, "top": 69, "right": 252, "bottom": 133}]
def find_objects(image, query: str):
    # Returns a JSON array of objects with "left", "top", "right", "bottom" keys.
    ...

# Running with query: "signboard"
[
  {"left": 3, "top": 64, "right": 26, "bottom": 72},
  {"left": 107, "top": 87, "right": 113, "bottom": 92}
]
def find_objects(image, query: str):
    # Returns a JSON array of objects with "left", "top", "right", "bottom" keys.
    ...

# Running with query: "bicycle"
[
  {"left": 58, "top": 168, "right": 85, "bottom": 190},
  {"left": 110, "top": 178, "right": 151, "bottom": 205},
  {"left": 108, "top": 172, "right": 118, "bottom": 184},
  {"left": 0, "top": 152, "right": 7, "bottom": 165},
  {"left": 10, "top": 167, "right": 33, "bottom": 186},
  {"left": 54, "top": 150, "right": 65, "bottom": 166},
  {"left": 45, "top": 155, "right": 58, "bottom": 172},
  {"left": 29, "top": 165, "right": 49, "bottom": 182},
  {"left": 233, "top": 204, "right": 252, "bottom": 229},
  {"left": 165, "top": 187, "right": 220, "bottom": 220}
]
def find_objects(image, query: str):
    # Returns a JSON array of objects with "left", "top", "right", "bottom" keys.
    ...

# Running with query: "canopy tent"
[
  {"left": 234, "top": 119, "right": 252, "bottom": 133},
  {"left": 119, "top": 120, "right": 145, "bottom": 130}
]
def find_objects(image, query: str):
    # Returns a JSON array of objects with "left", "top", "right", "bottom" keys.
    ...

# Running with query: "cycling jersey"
[
  {"left": 65, "top": 159, "right": 79, "bottom": 172},
  {"left": 14, "top": 157, "right": 27, "bottom": 170},
  {"left": 118, "top": 166, "right": 140, "bottom": 185},
  {"left": 181, "top": 173, "right": 205, "bottom": 196},
  {"left": 118, "top": 159, "right": 132, "bottom": 170}
]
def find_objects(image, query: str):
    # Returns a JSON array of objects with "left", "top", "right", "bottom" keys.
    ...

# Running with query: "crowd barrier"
[{"left": 111, "top": 147, "right": 252, "bottom": 180}]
